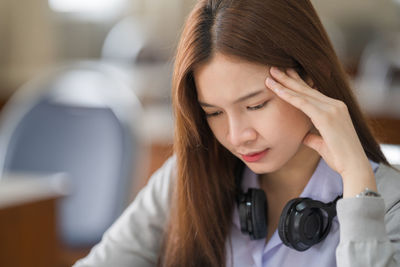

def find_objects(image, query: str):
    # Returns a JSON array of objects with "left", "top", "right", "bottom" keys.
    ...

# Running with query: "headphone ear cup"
[
  {"left": 278, "top": 198, "right": 300, "bottom": 246},
  {"left": 238, "top": 194, "right": 249, "bottom": 235},
  {"left": 278, "top": 198, "right": 328, "bottom": 251},
  {"left": 249, "top": 189, "right": 268, "bottom": 240}
]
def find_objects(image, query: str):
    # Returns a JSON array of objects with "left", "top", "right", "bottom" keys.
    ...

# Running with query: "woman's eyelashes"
[
  {"left": 205, "top": 111, "right": 222, "bottom": 118},
  {"left": 246, "top": 100, "right": 268, "bottom": 111},
  {"left": 204, "top": 100, "right": 269, "bottom": 118}
]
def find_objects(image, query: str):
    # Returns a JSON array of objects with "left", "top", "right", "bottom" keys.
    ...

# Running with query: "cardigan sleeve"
[
  {"left": 335, "top": 197, "right": 400, "bottom": 267},
  {"left": 73, "top": 155, "right": 176, "bottom": 267}
]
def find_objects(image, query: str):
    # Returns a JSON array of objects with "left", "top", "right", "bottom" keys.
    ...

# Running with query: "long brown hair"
[{"left": 159, "top": 0, "right": 389, "bottom": 266}]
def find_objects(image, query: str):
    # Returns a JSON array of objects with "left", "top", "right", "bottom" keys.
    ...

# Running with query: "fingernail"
[
  {"left": 266, "top": 77, "right": 276, "bottom": 87},
  {"left": 266, "top": 78, "right": 286, "bottom": 95}
]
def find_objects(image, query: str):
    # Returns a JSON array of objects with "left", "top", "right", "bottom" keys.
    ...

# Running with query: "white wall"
[{"left": 312, "top": 0, "right": 400, "bottom": 30}]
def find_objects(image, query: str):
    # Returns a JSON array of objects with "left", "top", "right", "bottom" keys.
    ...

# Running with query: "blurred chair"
[
  {"left": 354, "top": 34, "right": 400, "bottom": 117},
  {"left": 0, "top": 61, "right": 143, "bottom": 248},
  {"left": 101, "top": 16, "right": 174, "bottom": 103}
]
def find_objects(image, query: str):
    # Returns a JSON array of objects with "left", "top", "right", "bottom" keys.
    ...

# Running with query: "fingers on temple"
[{"left": 279, "top": 68, "right": 334, "bottom": 104}]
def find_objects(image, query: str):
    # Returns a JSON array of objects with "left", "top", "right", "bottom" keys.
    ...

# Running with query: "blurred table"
[
  {"left": 0, "top": 173, "right": 68, "bottom": 267},
  {"left": 368, "top": 116, "right": 400, "bottom": 145}
]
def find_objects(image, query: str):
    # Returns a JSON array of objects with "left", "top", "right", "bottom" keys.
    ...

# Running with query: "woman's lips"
[{"left": 241, "top": 148, "right": 269, "bottom": 162}]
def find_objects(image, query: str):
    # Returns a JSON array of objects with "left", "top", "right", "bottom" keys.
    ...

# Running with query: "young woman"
[{"left": 74, "top": 0, "right": 400, "bottom": 266}]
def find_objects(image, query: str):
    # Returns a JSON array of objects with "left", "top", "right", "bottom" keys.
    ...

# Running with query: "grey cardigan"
[{"left": 73, "top": 156, "right": 400, "bottom": 267}]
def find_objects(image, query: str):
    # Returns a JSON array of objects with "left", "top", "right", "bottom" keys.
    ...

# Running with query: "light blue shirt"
[{"left": 226, "top": 157, "right": 379, "bottom": 267}]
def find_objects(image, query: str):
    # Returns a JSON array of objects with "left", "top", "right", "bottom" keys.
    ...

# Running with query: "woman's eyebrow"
[{"left": 199, "top": 89, "right": 265, "bottom": 108}]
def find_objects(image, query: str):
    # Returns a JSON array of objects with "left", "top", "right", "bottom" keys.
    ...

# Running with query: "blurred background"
[{"left": 0, "top": 0, "right": 400, "bottom": 266}]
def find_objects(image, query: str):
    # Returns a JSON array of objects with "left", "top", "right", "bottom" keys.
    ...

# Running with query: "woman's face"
[{"left": 194, "top": 53, "right": 314, "bottom": 174}]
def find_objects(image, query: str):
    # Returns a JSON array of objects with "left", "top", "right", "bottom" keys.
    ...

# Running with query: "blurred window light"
[
  {"left": 49, "top": 0, "right": 123, "bottom": 13},
  {"left": 48, "top": 0, "right": 127, "bottom": 20}
]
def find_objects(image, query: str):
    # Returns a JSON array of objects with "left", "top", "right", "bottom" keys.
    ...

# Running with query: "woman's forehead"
[{"left": 194, "top": 54, "right": 272, "bottom": 104}]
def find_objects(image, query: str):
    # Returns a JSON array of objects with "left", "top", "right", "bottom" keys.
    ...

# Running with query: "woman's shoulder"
[
  {"left": 151, "top": 154, "right": 177, "bottom": 179},
  {"left": 145, "top": 154, "right": 177, "bottom": 194},
  {"left": 375, "top": 163, "right": 400, "bottom": 212}
]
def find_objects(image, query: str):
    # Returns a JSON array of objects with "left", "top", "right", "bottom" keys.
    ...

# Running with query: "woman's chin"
[{"left": 243, "top": 160, "right": 280, "bottom": 174}]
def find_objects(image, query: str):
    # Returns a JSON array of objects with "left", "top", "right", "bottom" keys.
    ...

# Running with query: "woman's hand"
[{"left": 265, "top": 67, "right": 377, "bottom": 198}]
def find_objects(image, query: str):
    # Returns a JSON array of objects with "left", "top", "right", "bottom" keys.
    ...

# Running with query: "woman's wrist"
[{"left": 341, "top": 169, "right": 377, "bottom": 198}]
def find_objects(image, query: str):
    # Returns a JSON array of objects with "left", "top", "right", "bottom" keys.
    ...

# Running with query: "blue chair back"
[{"left": 0, "top": 61, "right": 142, "bottom": 247}]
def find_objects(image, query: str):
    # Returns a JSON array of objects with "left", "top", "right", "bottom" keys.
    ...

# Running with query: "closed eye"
[
  {"left": 205, "top": 111, "right": 222, "bottom": 118},
  {"left": 247, "top": 100, "right": 268, "bottom": 111},
  {"left": 205, "top": 100, "right": 269, "bottom": 118}
]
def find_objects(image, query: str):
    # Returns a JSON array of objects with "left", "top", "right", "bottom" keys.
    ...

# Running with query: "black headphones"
[{"left": 235, "top": 162, "right": 341, "bottom": 251}]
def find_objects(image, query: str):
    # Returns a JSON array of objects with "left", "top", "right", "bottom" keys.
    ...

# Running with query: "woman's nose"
[{"left": 227, "top": 116, "right": 257, "bottom": 147}]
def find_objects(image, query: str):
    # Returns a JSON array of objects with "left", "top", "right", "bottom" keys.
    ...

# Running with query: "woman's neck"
[{"left": 259, "top": 145, "right": 321, "bottom": 198}]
